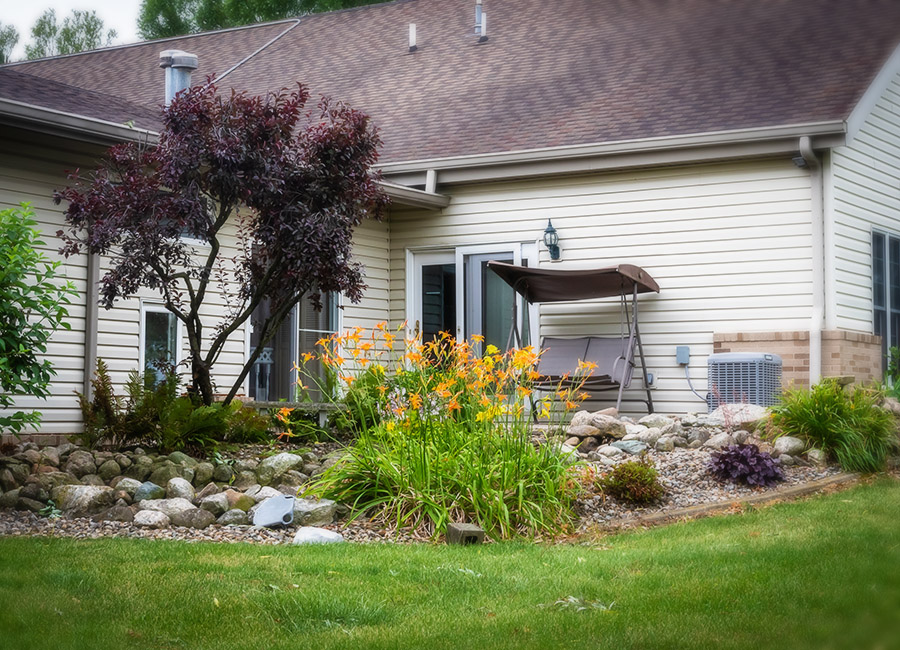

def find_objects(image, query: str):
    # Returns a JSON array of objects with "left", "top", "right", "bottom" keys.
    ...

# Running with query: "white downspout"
[{"left": 800, "top": 136, "right": 823, "bottom": 386}]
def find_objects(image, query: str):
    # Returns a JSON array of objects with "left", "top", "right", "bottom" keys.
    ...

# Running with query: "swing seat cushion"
[{"left": 537, "top": 337, "right": 634, "bottom": 387}]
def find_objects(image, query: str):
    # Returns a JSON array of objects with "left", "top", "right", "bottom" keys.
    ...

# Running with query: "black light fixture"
[{"left": 543, "top": 219, "right": 560, "bottom": 260}]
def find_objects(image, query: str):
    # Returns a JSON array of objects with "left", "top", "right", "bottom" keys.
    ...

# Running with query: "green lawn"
[{"left": 1, "top": 479, "right": 899, "bottom": 650}]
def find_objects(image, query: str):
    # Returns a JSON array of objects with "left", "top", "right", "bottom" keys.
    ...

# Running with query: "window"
[
  {"left": 248, "top": 293, "right": 339, "bottom": 402},
  {"left": 873, "top": 230, "right": 900, "bottom": 369},
  {"left": 140, "top": 302, "right": 180, "bottom": 382}
]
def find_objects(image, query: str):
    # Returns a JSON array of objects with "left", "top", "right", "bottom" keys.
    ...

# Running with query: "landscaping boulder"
[
  {"left": 137, "top": 498, "right": 197, "bottom": 518},
  {"left": 16, "top": 497, "right": 45, "bottom": 513},
  {"left": 232, "top": 471, "right": 258, "bottom": 490},
  {"left": 704, "top": 433, "right": 736, "bottom": 450},
  {"left": 168, "top": 451, "right": 197, "bottom": 467},
  {"left": 170, "top": 508, "right": 215, "bottom": 529},
  {"left": 655, "top": 437, "right": 675, "bottom": 452},
  {"left": 577, "top": 437, "right": 601, "bottom": 454},
  {"left": 245, "top": 485, "right": 282, "bottom": 503},
  {"left": 111, "top": 477, "right": 142, "bottom": 497},
  {"left": 589, "top": 414, "right": 626, "bottom": 439},
  {"left": 706, "top": 403, "right": 769, "bottom": 430},
  {"left": 567, "top": 425, "right": 600, "bottom": 438},
  {"left": 593, "top": 444, "right": 625, "bottom": 458},
  {"left": 19, "top": 482, "right": 49, "bottom": 503},
  {"left": 0, "top": 468, "right": 17, "bottom": 492},
  {"left": 64, "top": 450, "right": 97, "bottom": 478},
  {"left": 638, "top": 413, "right": 675, "bottom": 430},
  {"left": 223, "top": 489, "right": 255, "bottom": 512},
  {"left": 124, "top": 455, "right": 154, "bottom": 481},
  {"left": 212, "top": 464, "right": 235, "bottom": 483},
  {"left": 779, "top": 454, "right": 795, "bottom": 467},
  {"left": 774, "top": 436, "right": 805, "bottom": 457},
  {"left": 0, "top": 488, "right": 20, "bottom": 509},
  {"left": 40, "top": 448, "right": 60, "bottom": 467},
  {"left": 149, "top": 462, "right": 182, "bottom": 487},
  {"left": 292, "top": 526, "right": 344, "bottom": 545},
  {"left": 166, "top": 477, "right": 195, "bottom": 501},
  {"left": 193, "top": 462, "right": 214, "bottom": 487},
  {"left": 95, "top": 505, "right": 134, "bottom": 523},
  {"left": 234, "top": 458, "right": 259, "bottom": 473},
  {"left": 134, "top": 510, "right": 170, "bottom": 528},
  {"left": 196, "top": 482, "right": 220, "bottom": 500},
  {"left": 217, "top": 509, "right": 250, "bottom": 526},
  {"left": 256, "top": 453, "right": 304, "bottom": 485},
  {"left": 80, "top": 474, "right": 106, "bottom": 487},
  {"left": 292, "top": 498, "right": 336, "bottom": 527},
  {"left": 610, "top": 440, "right": 648, "bottom": 455},
  {"left": 807, "top": 449, "right": 828, "bottom": 467},
  {"left": 97, "top": 460, "right": 121, "bottom": 482},
  {"left": 51, "top": 485, "right": 114, "bottom": 517},
  {"left": 569, "top": 410, "right": 594, "bottom": 428},
  {"left": 133, "top": 482, "right": 166, "bottom": 503},
  {"left": 199, "top": 493, "right": 230, "bottom": 517}
]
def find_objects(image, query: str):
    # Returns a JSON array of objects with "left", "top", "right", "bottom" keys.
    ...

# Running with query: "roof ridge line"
[
  {"left": 210, "top": 20, "right": 302, "bottom": 87},
  {"left": 0, "top": 19, "right": 301, "bottom": 68}
]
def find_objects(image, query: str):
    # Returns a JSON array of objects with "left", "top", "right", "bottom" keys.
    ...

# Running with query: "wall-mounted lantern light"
[{"left": 543, "top": 219, "right": 560, "bottom": 260}]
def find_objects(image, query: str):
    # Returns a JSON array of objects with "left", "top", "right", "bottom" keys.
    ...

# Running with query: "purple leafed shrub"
[{"left": 707, "top": 444, "right": 785, "bottom": 487}]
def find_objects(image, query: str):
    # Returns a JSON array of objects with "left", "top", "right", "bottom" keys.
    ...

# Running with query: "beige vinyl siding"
[
  {"left": 387, "top": 159, "right": 813, "bottom": 415},
  {"left": 0, "top": 129, "right": 97, "bottom": 434},
  {"left": 831, "top": 68, "right": 900, "bottom": 334},
  {"left": 344, "top": 217, "right": 391, "bottom": 332}
]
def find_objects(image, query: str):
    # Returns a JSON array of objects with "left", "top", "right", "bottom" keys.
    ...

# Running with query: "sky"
[{"left": 2, "top": 0, "right": 143, "bottom": 60}]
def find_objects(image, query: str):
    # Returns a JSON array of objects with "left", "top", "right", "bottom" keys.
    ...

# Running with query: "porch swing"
[{"left": 487, "top": 261, "right": 660, "bottom": 413}]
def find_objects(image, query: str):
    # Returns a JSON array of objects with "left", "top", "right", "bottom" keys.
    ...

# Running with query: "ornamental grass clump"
[
  {"left": 769, "top": 379, "right": 898, "bottom": 473},
  {"left": 301, "top": 324, "right": 594, "bottom": 540},
  {"left": 595, "top": 456, "right": 665, "bottom": 504},
  {"left": 707, "top": 444, "right": 784, "bottom": 487}
]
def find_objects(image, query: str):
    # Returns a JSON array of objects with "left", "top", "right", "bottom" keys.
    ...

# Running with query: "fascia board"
[{"left": 846, "top": 42, "right": 900, "bottom": 144}]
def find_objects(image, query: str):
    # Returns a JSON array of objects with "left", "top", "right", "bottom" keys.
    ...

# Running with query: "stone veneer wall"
[{"left": 712, "top": 330, "right": 882, "bottom": 389}]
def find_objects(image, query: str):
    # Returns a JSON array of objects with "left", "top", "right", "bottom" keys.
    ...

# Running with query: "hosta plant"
[{"left": 707, "top": 444, "right": 784, "bottom": 487}]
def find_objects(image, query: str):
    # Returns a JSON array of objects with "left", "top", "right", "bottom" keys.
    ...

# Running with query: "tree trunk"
[{"left": 190, "top": 357, "right": 215, "bottom": 406}]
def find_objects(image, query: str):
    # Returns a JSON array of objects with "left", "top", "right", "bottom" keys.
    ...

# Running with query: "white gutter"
[
  {"left": 377, "top": 120, "right": 847, "bottom": 175},
  {"left": 800, "top": 136, "right": 824, "bottom": 387},
  {"left": 379, "top": 180, "right": 449, "bottom": 209},
  {"left": 0, "top": 97, "right": 158, "bottom": 145}
]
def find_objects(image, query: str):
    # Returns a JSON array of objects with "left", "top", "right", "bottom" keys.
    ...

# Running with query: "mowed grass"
[{"left": 1, "top": 479, "right": 899, "bottom": 650}]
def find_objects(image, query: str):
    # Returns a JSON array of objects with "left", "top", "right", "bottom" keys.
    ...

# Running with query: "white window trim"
[{"left": 139, "top": 300, "right": 183, "bottom": 374}]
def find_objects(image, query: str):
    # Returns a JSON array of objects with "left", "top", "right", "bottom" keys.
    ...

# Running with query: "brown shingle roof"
[{"left": 5, "top": 0, "right": 900, "bottom": 163}]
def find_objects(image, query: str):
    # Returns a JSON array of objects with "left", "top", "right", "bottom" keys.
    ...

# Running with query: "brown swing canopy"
[{"left": 486, "top": 261, "right": 660, "bottom": 304}]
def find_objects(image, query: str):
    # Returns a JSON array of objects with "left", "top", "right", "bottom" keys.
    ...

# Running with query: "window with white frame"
[
  {"left": 140, "top": 302, "right": 180, "bottom": 382},
  {"left": 872, "top": 230, "right": 900, "bottom": 370}
]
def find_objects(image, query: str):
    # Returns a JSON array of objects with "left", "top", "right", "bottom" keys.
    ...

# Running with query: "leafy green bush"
[
  {"left": 224, "top": 401, "right": 274, "bottom": 445},
  {"left": 597, "top": 456, "right": 665, "bottom": 504},
  {"left": 0, "top": 203, "right": 77, "bottom": 436},
  {"left": 327, "top": 366, "right": 388, "bottom": 434},
  {"left": 769, "top": 379, "right": 898, "bottom": 473},
  {"left": 160, "top": 398, "right": 228, "bottom": 453}
]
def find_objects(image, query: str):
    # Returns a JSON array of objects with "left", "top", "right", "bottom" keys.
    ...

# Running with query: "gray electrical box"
[{"left": 676, "top": 346, "right": 690, "bottom": 365}]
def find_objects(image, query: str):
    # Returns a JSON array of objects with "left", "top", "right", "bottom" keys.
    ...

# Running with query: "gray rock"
[
  {"left": 671, "top": 436, "right": 689, "bottom": 448},
  {"left": 774, "top": 436, "right": 805, "bottom": 457},
  {"left": 97, "top": 459, "right": 121, "bottom": 482},
  {"left": 589, "top": 414, "right": 626, "bottom": 439},
  {"left": 733, "top": 430, "right": 750, "bottom": 445},
  {"left": 638, "top": 413, "right": 675, "bottom": 429},
  {"left": 234, "top": 458, "right": 259, "bottom": 473},
  {"left": 170, "top": 507, "right": 215, "bottom": 529},
  {"left": 706, "top": 403, "right": 769, "bottom": 430},
  {"left": 149, "top": 462, "right": 181, "bottom": 487},
  {"left": 193, "top": 462, "right": 214, "bottom": 487},
  {"left": 112, "top": 477, "right": 142, "bottom": 497},
  {"left": 0, "top": 488, "right": 20, "bottom": 508},
  {"left": 33, "top": 471, "right": 80, "bottom": 493},
  {"left": 655, "top": 437, "right": 675, "bottom": 452},
  {"left": 114, "top": 454, "right": 131, "bottom": 469},
  {"left": 212, "top": 463, "right": 235, "bottom": 483},
  {"left": 223, "top": 489, "right": 255, "bottom": 512},
  {"left": 80, "top": 474, "right": 106, "bottom": 487},
  {"left": 569, "top": 410, "right": 595, "bottom": 428},
  {"left": 232, "top": 471, "right": 258, "bottom": 489},
  {"left": 40, "top": 447, "right": 60, "bottom": 467},
  {"left": 51, "top": 485, "right": 115, "bottom": 516},
  {"left": 704, "top": 433, "right": 736, "bottom": 450},
  {"left": 624, "top": 423, "right": 648, "bottom": 437},
  {"left": 196, "top": 482, "right": 220, "bottom": 500},
  {"left": 302, "top": 463, "right": 321, "bottom": 476},
  {"left": 64, "top": 450, "right": 97, "bottom": 478},
  {"left": 594, "top": 444, "right": 625, "bottom": 458},
  {"left": 137, "top": 497, "right": 197, "bottom": 518},
  {"left": 133, "top": 481, "right": 166, "bottom": 502},
  {"left": 807, "top": 448, "right": 828, "bottom": 467},
  {"left": 19, "top": 482, "right": 49, "bottom": 503},
  {"left": 292, "top": 498, "right": 336, "bottom": 526},
  {"left": 217, "top": 509, "right": 250, "bottom": 526},
  {"left": 660, "top": 421, "right": 683, "bottom": 436},
  {"left": 567, "top": 425, "right": 601, "bottom": 438},
  {"left": 256, "top": 453, "right": 304, "bottom": 485},
  {"left": 279, "top": 470, "right": 308, "bottom": 488},
  {"left": 166, "top": 477, "right": 195, "bottom": 501},
  {"left": 134, "top": 510, "right": 170, "bottom": 528},
  {"left": 292, "top": 526, "right": 344, "bottom": 545},
  {"left": 577, "top": 437, "right": 601, "bottom": 454},
  {"left": 95, "top": 505, "right": 134, "bottom": 523},
  {"left": 7, "top": 463, "right": 29, "bottom": 486},
  {"left": 22, "top": 449, "right": 42, "bottom": 466},
  {"left": 245, "top": 485, "right": 282, "bottom": 503},
  {"left": 56, "top": 442, "right": 78, "bottom": 457},
  {"left": 199, "top": 493, "right": 230, "bottom": 517},
  {"left": 0, "top": 468, "right": 18, "bottom": 492},
  {"left": 610, "top": 440, "right": 648, "bottom": 455},
  {"left": 635, "top": 427, "right": 662, "bottom": 446},
  {"left": 778, "top": 454, "right": 796, "bottom": 467},
  {"left": 168, "top": 451, "right": 197, "bottom": 467},
  {"left": 17, "top": 496, "right": 45, "bottom": 513},
  {"left": 689, "top": 440, "right": 703, "bottom": 449},
  {"left": 124, "top": 456, "right": 153, "bottom": 481},
  {"left": 687, "top": 427, "right": 711, "bottom": 445}
]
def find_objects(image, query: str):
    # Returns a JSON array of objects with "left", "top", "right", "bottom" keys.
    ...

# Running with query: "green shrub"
[
  {"left": 769, "top": 379, "right": 898, "bottom": 473},
  {"left": 160, "top": 398, "right": 228, "bottom": 453},
  {"left": 224, "top": 401, "right": 274, "bottom": 445},
  {"left": 597, "top": 456, "right": 665, "bottom": 504},
  {"left": 0, "top": 203, "right": 77, "bottom": 436},
  {"left": 327, "top": 365, "right": 388, "bottom": 434}
]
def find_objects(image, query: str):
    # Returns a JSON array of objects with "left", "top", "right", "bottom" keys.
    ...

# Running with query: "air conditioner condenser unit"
[{"left": 707, "top": 352, "right": 782, "bottom": 412}]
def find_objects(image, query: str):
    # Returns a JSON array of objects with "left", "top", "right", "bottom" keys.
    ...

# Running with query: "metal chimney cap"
[{"left": 159, "top": 49, "right": 199, "bottom": 70}]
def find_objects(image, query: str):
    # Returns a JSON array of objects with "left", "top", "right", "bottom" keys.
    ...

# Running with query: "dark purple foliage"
[
  {"left": 707, "top": 444, "right": 785, "bottom": 488},
  {"left": 55, "top": 82, "right": 388, "bottom": 405}
]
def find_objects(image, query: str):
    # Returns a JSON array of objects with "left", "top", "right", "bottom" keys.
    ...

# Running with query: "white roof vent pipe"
[
  {"left": 409, "top": 23, "right": 417, "bottom": 52},
  {"left": 159, "top": 50, "right": 199, "bottom": 106},
  {"left": 475, "top": 0, "right": 483, "bottom": 35}
]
